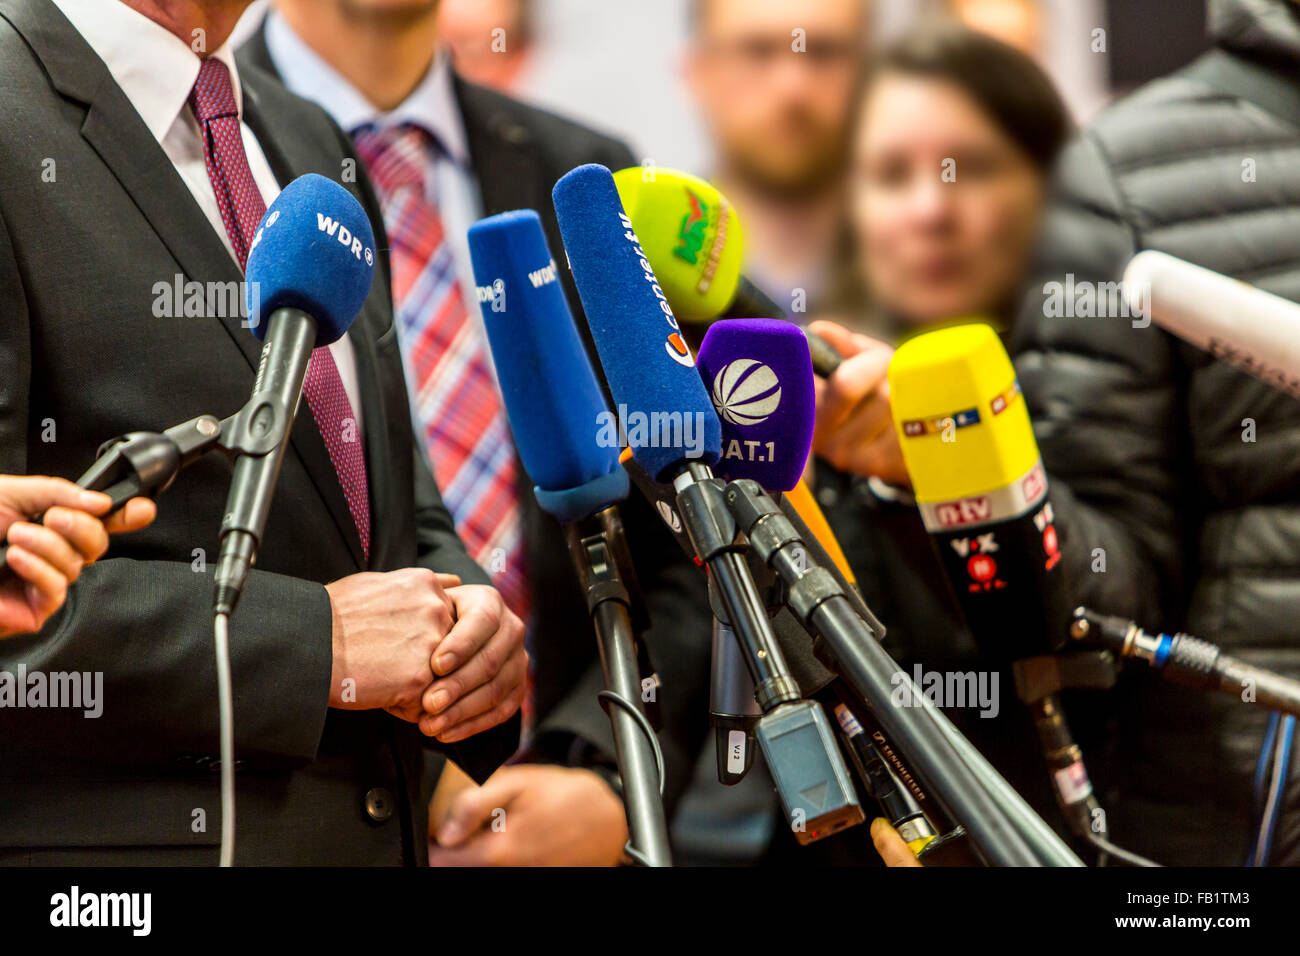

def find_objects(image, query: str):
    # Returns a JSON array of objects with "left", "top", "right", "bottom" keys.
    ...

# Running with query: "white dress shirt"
[{"left": 51, "top": 0, "right": 364, "bottom": 427}]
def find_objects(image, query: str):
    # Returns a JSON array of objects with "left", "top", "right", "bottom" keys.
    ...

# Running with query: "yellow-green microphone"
[{"left": 613, "top": 166, "right": 843, "bottom": 377}]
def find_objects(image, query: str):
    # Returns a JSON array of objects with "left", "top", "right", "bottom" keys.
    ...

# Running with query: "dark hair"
[{"left": 865, "top": 20, "right": 1072, "bottom": 172}]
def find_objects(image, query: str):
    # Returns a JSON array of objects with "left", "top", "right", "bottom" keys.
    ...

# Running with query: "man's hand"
[
  {"left": 871, "top": 817, "right": 923, "bottom": 867},
  {"left": 417, "top": 584, "right": 527, "bottom": 743},
  {"left": 326, "top": 571, "right": 526, "bottom": 739},
  {"left": 0, "top": 476, "right": 155, "bottom": 638},
  {"left": 325, "top": 567, "right": 458, "bottom": 720},
  {"left": 429, "top": 764, "right": 628, "bottom": 866},
  {"left": 808, "top": 320, "right": 911, "bottom": 488}
]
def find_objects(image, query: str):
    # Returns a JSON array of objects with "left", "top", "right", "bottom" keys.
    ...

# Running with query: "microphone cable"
[
  {"left": 1248, "top": 712, "right": 1294, "bottom": 866},
  {"left": 214, "top": 611, "right": 236, "bottom": 867}
]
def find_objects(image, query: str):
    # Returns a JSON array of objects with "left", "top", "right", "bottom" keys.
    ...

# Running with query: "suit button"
[{"left": 364, "top": 787, "right": 394, "bottom": 823}]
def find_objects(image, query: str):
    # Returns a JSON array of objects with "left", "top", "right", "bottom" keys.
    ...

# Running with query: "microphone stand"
[
  {"left": 0, "top": 409, "right": 281, "bottom": 867},
  {"left": 0, "top": 391, "right": 316, "bottom": 579},
  {"left": 0, "top": 412, "right": 246, "bottom": 578},
  {"left": 563, "top": 506, "right": 673, "bottom": 867},
  {"left": 725, "top": 478, "right": 1082, "bottom": 866},
  {"left": 671, "top": 463, "right": 865, "bottom": 845}
]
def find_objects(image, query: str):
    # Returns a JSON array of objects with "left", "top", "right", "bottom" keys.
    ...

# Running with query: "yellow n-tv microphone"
[
  {"left": 887, "top": 323, "right": 1071, "bottom": 661},
  {"left": 888, "top": 324, "right": 1109, "bottom": 843}
]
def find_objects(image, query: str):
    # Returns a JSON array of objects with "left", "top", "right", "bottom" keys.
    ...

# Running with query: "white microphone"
[{"left": 1123, "top": 250, "right": 1300, "bottom": 398}]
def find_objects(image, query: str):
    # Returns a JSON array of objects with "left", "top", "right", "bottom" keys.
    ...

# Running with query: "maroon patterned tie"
[{"left": 190, "top": 58, "right": 371, "bottom": 559}]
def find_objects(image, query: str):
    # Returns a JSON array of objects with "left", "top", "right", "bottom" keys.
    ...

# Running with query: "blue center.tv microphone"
[
  {"left": 213, "top": 173, "right": 375, "bottom": 616},
  {"left": 465, "top": 208, "right": 672, "bottom": 865},
  {"left": 554, "top": 166, "right": 863, "bottom": 844},
  {"left": 552, "top": 164, "right": 721, "bottom": 483}
]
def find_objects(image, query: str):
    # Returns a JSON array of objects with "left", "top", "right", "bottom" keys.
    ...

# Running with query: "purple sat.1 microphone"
[
  {"left": 695, "top": 318, "right": 816, "bottom": 492},
  {"left": 694, "top": 318, "right": 827, "bottom": 786}
]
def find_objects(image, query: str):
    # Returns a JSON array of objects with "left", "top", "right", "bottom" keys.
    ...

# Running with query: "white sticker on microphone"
[
  {"left": 919, "top": 458, "right": 1048, "bottom": 531},
  {"left": 727, "top": 730, "right": 747, "bottom": 774},
  {"left": 1054, "top": 759, "right": 1094, "bottom": 804}
]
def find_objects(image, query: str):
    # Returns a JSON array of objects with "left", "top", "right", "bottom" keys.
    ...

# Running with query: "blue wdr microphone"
[
  {"left": 466, "top": 210, "right": 628, "bottom": 520},
  {"left": 214, "top": 174, "right": 376, "bottom": 616},
  {"left": 466, "top": 207, "right": 672, "bottom": 865},
  {"left": 552, "top": 164, "right": 721, "bottom": 482}
]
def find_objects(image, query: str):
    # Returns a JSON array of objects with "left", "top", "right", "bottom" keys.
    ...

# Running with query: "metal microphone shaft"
[
  {"left": 213, "top": 307, "right": 315, "bottom": 617},
  {"left": 565, "top": 509, "right": 672, "bottom": 866},
  {"left": 728, "top": 477, "right": 1081, "bottom": 866}
]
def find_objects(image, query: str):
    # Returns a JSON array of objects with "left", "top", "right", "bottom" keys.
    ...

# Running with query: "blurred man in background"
[
  {"left": 438, "top": 0, "right": 535, "bottom": 93},
  {"left": 684, "top": 0, "right": 869, "bottom": 315},
  {"left": 246, "top": 0, "right": 711, "bottom": 866}
]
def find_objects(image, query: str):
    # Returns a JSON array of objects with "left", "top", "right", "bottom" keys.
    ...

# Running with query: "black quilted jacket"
[{"left": 1011, "top": 0, "right": 1300, "bottom": 865}]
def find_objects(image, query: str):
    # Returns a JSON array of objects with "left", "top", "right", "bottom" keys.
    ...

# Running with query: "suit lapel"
[
  {"left": 78, "top": 105, "right": 254, "bottom": 352},
  {"left": 3, "top": 0, "right": 262, "bottom": 371},
  {"left": 456, "top": 77, "right": 546, "bottom": 220}
]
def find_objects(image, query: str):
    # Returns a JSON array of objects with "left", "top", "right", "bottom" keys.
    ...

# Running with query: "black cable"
[
  {"left": 595, "top": 690, "right": 666, "bottom": 868},
  {"left": 595, "top": 690, "right": 665, "bottom": 798}
]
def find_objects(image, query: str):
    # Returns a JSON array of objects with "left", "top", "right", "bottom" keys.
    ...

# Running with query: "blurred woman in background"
[{"left": 823, "top": 20, "right": 1069, "bottom": 341}]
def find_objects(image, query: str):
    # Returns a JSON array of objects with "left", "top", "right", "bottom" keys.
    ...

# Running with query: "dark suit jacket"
[
  {"left": 0, "top": 0, "right": 517, "bottom": 865},
  {"left": 241, "top": 26, "right": 713, "bottom": 813}
]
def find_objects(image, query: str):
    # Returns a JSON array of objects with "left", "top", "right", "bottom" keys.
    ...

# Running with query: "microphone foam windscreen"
[
  {"left": 467, "top": 210, "right": 625, "bottom": 512},
  {"left": 887, "top": 322, "right": 1039, "bottom": 504},
  {"left": 245, "top": 173, "right": 376, "bottom": 346},
  {"left": 696, "top": 318, "right": 815, "bottom": 491},
  {"left": 553, "top": 164, "right": 721, "bottom": 481},
  {"left": 612, "top": 166, "right": 745, "bottom": 325}
]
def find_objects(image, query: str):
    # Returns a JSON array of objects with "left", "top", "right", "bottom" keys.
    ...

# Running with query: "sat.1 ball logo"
[{"left": 710, "top": 359, "right": 781, "bottom": 426}]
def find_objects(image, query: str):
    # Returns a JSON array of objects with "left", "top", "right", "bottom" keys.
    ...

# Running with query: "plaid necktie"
[
  {"left": 190, "top": 58, "right": 371, "bottom": 559},
  {"left": 352, "top": 124, "right": 530, "bottom": 634}
]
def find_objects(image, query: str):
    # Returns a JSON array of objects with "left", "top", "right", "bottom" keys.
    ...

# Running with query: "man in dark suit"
[
  {"left": 0, "top": 0, "right": 526, "bottom": 865},
  {"left": 243, "top": 0, "right": 713, "bottom": 864}
]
